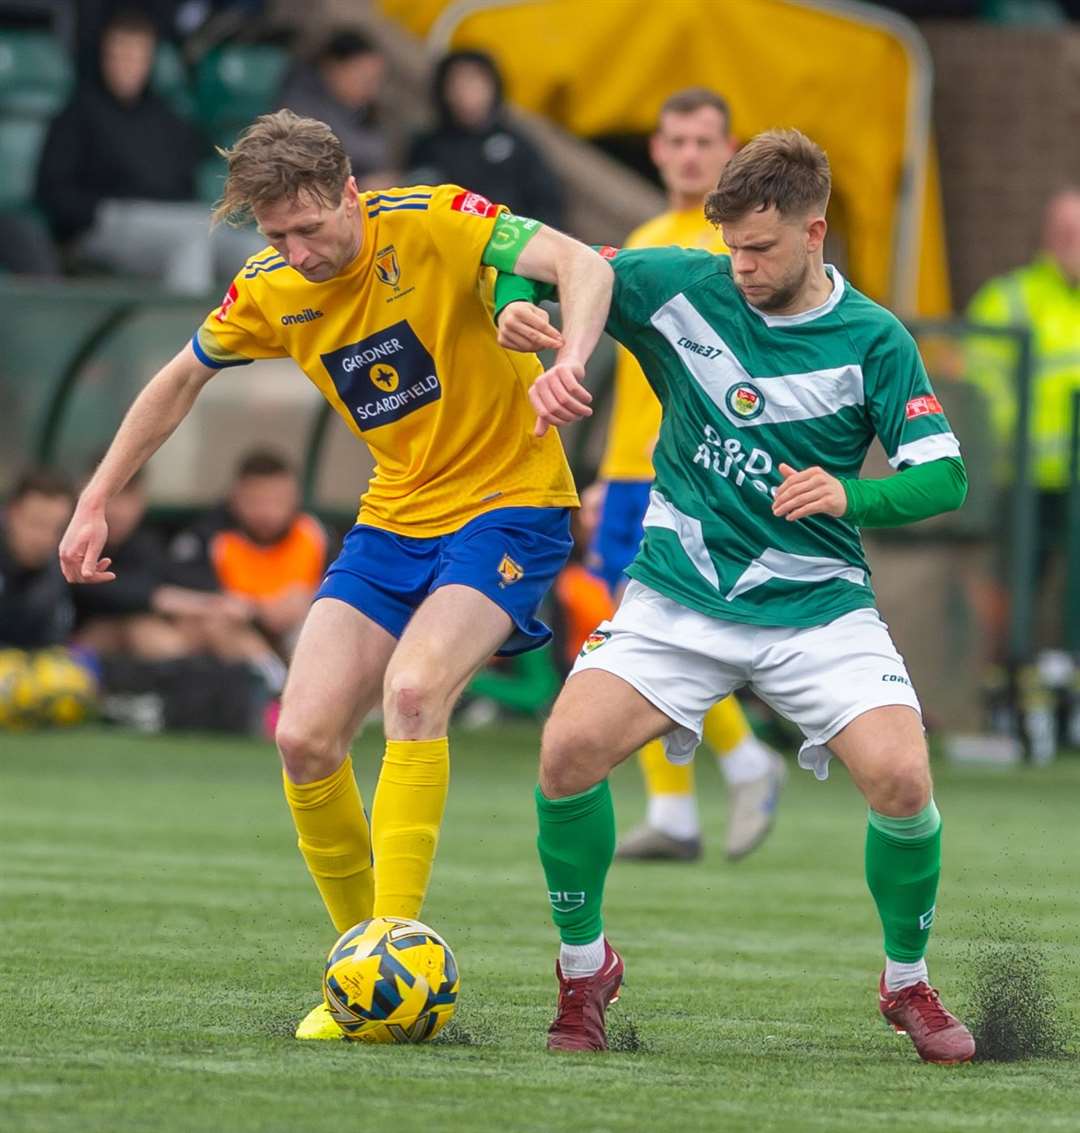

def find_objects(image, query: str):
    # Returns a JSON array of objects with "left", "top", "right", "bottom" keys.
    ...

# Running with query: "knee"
[
  {"left": 276, "top": 713, "right": 344, "bottom": 783},
  {"left": 383, "top": 668, "right": 445, "bottom": 730},
  {"left": 867, "top": 751, "right": 933, "bottom": 817},
  {"left": 539, "top": 716, "right": 609, "bottom": 799}
]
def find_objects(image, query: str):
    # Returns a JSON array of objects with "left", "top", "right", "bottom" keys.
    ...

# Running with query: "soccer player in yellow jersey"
[
  {"left": 58, "top": 110, "right": 613, "bottom": 1039},
  {"left": 530, "top": 89, "right": 787, "bottom": 862}
]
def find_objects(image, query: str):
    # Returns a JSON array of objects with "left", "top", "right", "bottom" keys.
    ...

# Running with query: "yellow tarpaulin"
[{"left": 382, "top": 0, "right": 950, "bottom": 315}]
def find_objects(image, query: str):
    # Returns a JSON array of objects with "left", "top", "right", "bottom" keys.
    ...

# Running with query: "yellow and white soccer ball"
[
  {"left": 0, "top": 648, "right": 97, "bottom": 729},
  {"left": 323, "top": 916, "right": 459, "bottom": 1043}
]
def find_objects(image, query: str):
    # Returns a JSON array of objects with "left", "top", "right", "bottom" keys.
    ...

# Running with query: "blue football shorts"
[
  {"left": 315, "top": 506, "right": 573, "bottom": 656},
  {"left": 590, "top": 479, "right": 652, "bottom": 593}
]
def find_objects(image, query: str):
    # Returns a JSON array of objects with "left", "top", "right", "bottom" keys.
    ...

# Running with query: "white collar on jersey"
[{"left": 746, "top": 265, "right": 845, "bottom": 327}]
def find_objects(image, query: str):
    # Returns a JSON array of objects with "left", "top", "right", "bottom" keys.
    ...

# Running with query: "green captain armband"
[{"left": 482, "top": 212, "right": 544, "bottom": 272}]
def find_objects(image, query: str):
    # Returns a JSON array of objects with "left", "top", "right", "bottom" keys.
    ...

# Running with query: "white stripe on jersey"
[
  {"left": 726, "top": 547, "right": 868, "bottom": 602},
  {"left": 888, "top": 432, "right": 962, "bottom": 469},
  {"left": 642, "top": 490, "right": 720, "bottom": 588},
  {"left": 650, "top": 294, "right": 865, "bottom": 428}
]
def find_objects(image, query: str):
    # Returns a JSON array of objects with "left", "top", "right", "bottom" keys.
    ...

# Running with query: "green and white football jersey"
[{"left": 604, "top": 247, "right": 961, "bottom": 628}]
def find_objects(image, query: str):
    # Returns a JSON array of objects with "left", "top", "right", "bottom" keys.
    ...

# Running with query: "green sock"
[
  {"left": 865, "top": 800, "right": 942, "bottom": 962},
  {"left": 535, "top": 780, "right": 615, "bottom": 944}
]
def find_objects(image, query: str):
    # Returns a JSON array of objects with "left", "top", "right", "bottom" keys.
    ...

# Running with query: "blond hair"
[
  {"left": 705, "top": 128, "right": 830, "bottom": 226},
  {"left": 212, "top": 109, "right": 352, "bottom": 226}
]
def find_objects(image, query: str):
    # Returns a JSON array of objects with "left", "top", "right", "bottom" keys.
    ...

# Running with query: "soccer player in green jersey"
[{"left": 495, "top": 129, "right": 974, "bottom": 1063}]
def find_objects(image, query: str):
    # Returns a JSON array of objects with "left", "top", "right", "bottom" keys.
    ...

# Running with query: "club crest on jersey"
[
  {"left": 580, "top": 629, "right": 611, "bottom": 655},
  {"left": 374, "top": 244, "right": 401, "bottom": 289},
  {"left": 725, "top": 381, "right": 766, "bottom": 420},
  {"left": 497, "top": 554, "right": 524, "bottom": 587}
]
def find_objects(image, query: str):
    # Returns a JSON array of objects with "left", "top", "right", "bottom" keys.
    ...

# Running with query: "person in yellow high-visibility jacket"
[
  {"left": 593, "top": 89, "right": 787, "bottom": 863},
  {"left": 966, "top": 189, "right": 1080, "bottom": 645}
]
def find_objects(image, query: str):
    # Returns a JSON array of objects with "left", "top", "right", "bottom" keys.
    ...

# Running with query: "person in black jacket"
[
  {"left": 407, "top": 50, "right": 564, "bottom": 229},
  {"left": 0, "top": 468, "right": 75, "bottom": 650},
  {"left": 34, "top": 6, "right": 257, "bottom": 293}
]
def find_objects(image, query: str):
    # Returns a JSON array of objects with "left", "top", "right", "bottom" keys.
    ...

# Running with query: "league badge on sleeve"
[
  {"left": 215, "top": 282, "right": 238, "bottom": 323},
  {"left": 905, "top": 394, "right": 943, "bottom": 420},
  {"left": 451, "top": 191, "right": 499, "bottom": 218}
]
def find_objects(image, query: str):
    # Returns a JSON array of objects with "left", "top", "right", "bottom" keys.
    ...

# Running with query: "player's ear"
[
  {"left": 806, "top": 215, "right": 827, "bottom": 254},
  {"left": 344, "top": 176, "right": 359, "bottom": 208}
]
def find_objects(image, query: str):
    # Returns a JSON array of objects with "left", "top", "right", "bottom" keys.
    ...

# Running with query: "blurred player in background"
[
  {"left": 597, "top": 88, "right": 786, "bottom": 863},
  {"left": 498, "top": 129, "right": 973, "bottom": 1064},
  {"left": 58, "top": 109, "right": 613, "bottom": 1040}
]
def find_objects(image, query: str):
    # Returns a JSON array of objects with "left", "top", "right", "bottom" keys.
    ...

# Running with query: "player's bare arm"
[
  {"left": 58, "top": 342, "right": 218, "bottom": 584},
  {"left": 486, "top": 218, "right": 613, "bottom": 436}
]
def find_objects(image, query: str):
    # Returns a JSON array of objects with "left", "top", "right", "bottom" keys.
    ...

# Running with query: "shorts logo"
[
  {"left": 497, "top": 554, "right": 524, "bottom": 587},
  {"left": 371, "top": 363, "right": 399, "bottom": 392},
  {"left": 451, "top": 190, "right": 498, "bottom": 218},
  {"left": 548, "top": 890, "right": 585, "bottom": 913},
  {"left": 215, "top": 282, "right": 238, "bottom": 322},
  {"left": 881, "top": 673, "right": 912, "bottom": 687},
  {"left": 580, "top": 629, "right": 611, "bottom": 655},
  {"left": 905, "top": 394, "right": 943, "bottom": 420},
  {"left": 374, "top": 244, "right": 401, "bottom": 289},
  {"left": 320, "top": 320, "right": 441, "bottom": 431},
  {"left": 725, "top": 381, "right": 765, "bottom": 420}
]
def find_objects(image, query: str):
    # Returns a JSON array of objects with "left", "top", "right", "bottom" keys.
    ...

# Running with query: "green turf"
[{"left": 2, "top": 725, "right": 1079, "bottom": 1133}]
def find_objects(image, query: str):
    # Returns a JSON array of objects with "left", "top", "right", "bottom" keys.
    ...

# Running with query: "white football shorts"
[{"left": 569, "top": 580, "right": 922, "bottom": 780}]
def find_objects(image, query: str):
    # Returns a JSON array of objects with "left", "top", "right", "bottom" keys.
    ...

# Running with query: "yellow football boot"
[{"left": 295, "top": 1001, "right": 345, "bottom": 1041}]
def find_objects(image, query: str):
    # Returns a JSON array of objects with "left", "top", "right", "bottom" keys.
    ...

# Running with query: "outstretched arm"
[{"left": 59, "top": 342, "right": 218, "bottom": 583}]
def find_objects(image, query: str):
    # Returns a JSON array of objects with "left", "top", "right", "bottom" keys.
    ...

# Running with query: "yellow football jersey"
[
  {"left": 599, "top": 206, "right": 728, "bottom": 481},
  {"left": 195, "top": 184, "right": 578, "bottom": 537}
]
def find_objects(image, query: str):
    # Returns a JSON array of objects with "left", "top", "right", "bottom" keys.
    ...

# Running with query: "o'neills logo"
[
  {"left": 725, "top": 381, "right": 766, "bottom": 420},
  {"left": 281, "top": 308, "right": 324, "bottom": 325}
]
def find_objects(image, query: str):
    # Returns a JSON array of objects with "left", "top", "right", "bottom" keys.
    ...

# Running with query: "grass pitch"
[{"left": 2, "top": 724, "right": 1079, "bottom": 1133}]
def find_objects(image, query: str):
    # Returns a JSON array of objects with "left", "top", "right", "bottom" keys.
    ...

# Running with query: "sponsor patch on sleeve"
[
  {"left": 598, "top": 245, "right": 620, "bottom": 260},
  {"left": 905, "top": 394, "right": 943, "bottom": 420},
  {"left": 451, "top": 190, "right": 499, "bottom": 218},
  {"left": 215, "top": 282, "right": 238, "bottom": 323}
]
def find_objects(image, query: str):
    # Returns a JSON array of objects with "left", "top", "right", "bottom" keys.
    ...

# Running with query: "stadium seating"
[
  {"left": 0, "top": 30, "right": 72, "bottom": 210},
  {"left": 195, "top": 44, "right": 288, "bottom": 148},
  {"left": 0, "top": 29, "right": 72, "bottom": 117}
]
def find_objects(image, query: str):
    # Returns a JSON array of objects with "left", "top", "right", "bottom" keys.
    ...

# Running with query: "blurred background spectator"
[
  {"left": 168, "top": 448, "right": 328, "bottom": 691},
  {"left": 71, "top": 465, "right": 255, "bottom": 663},
  {"left": 276, "top": 29, "right": 396, "bottom": 189},
  {"left": 35, "top": 6, "right": 260, "bottom": 294},
  {"left": 965, "top": 189, "right": 1080, "bottom": 656},
  {"left": 0, "top": 467, "right": 74, "bottom": 649},
  {"left": 407, "top": 50, "right": 564, "bottom": 228}
]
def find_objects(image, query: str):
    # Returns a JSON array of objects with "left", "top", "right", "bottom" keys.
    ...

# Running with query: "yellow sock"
[
  {"left": 282, "top": 755, "right": 374, "bottom": 934},
  {"left": 639, "top": 737, "right": 694, "bottom": 796},
  {"left": 371, "top": 737, "right": 450, "bottom": 920},
  {"left": 702, "top": 696, "right": 751, "bottom": 756}
]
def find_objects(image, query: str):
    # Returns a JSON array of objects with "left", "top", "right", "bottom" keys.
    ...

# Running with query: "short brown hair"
[
  {"left": 659, "top": 87, "right": 731, "bottom": 133},
  {"left": 705, "top": 128, "right": 830, "bottom": 226},
  {"left": 213, "top": 110, "right": 352, "bottom": 226},
  {"left": 236, "top": 448, "right": 293, "bottom": 480}
]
